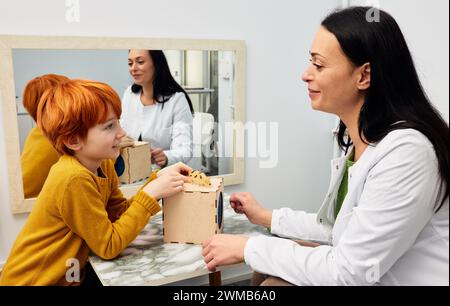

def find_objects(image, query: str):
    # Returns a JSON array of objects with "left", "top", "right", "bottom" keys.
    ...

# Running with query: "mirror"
[{"left": 0, "top": 36, "right": 245, "bottom": 213}]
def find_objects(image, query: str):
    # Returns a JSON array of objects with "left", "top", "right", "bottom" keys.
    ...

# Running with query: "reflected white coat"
[{"left": 120, "top": 86, "right": 193, "bottom": 166}]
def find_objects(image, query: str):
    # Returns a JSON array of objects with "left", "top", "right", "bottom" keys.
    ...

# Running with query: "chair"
[{"left": 188, "top": 112, "right": 216, "bottom": 174}]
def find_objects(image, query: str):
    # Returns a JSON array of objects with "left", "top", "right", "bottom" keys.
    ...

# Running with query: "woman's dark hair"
[
  {"left": 131, "top": 50, "right": 194, "bottom": 114},
  {"left": 322, "top": 6, "right": 449, "bottom": 211}
]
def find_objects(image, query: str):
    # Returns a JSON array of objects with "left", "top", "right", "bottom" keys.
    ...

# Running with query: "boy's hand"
[
  {"left": 157, "top": 162, "right": 193, "bottom": 178},
  {"left": 143, "top": 171, "right": 191, "bottom": 200}
]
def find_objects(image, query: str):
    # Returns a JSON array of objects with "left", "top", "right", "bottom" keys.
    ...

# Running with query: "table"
[{"left": 89, "top": 195, "right": 269, "bottom": 286}]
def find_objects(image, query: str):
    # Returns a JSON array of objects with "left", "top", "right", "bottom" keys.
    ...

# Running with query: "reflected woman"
[
  {"left": 120, "top": 50, "right": 194, "bottom": 168},
  {"left": 21, "top": 74, "right": 70, "bottom": 198}
]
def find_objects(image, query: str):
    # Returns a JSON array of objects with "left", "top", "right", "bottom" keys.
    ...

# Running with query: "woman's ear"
[
  {"left": 63, "top": 135, "right": 83, "bottom": 152},
  {"left": 357, "top": 62, "right": 371, "bottom": 90}
]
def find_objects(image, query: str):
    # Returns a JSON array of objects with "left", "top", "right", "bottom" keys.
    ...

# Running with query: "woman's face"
[
  {"left": 128, "top": 50, "right": 155, "bottom": 86},
  {"left": 302, "top": 26, "right": 366, "bottom": 117}
]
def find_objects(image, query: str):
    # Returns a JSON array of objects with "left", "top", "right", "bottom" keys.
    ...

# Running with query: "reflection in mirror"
[{"left": 13, "top": 49, "right": 236, "bottom": 199}]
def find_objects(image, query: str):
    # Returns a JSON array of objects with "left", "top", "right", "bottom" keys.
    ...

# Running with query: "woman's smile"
[{"left": 308, "top": 88, "right": 321, "bottom": 99}]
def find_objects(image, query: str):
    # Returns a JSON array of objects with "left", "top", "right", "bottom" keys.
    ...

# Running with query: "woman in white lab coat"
[
  {"left": 120, "top": 50, "right": 194, "bottom": 167},
  {"left": 202, "top": 6, "right": 449, "bottom": 286}
]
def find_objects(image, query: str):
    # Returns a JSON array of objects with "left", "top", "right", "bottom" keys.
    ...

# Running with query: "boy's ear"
[
  {"left": 63, "top": 135, "right": 83, "bottom": 152},
  {"left": 357, "top": 62, "right": 371, "bottom": 91}
]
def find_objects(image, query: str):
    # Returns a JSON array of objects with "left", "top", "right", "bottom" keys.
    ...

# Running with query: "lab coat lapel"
[
  {"left": 316, "top": 155, "right": 348, "bottom": 230},
  {"left": 332, "top": 145, "right": 375, "bottom": 244}
]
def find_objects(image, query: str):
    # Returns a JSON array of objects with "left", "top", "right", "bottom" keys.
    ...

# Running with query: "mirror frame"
[{"left": 0, "top": 35, "right": 245, "bottom": 214}]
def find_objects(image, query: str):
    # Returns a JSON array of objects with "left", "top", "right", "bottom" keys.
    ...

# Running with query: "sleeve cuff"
[
  {"left": 270, "top": 209, "right": 282, "bottom": 235},
  {"left": 243, "top": 236, "right": 257, "bottom": 266},
  {"left": 244, "top": 235, "right": 272, "bottom": 265},
  {"left": 164, "top": 150, "right": 192, "bottom": 166},
  {"left": 163, "top": 150, "right": 175, "bottom": 166},
  {"left": 133, "top": 190, "right": 161, "bottom": 216}
]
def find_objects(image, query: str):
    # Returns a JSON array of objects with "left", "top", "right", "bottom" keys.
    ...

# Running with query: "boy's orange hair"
[
  {"left": 22, "top": 74, "right": 70, "bottom": 122},
  {"left": 37, "top": 79, "right": 122, "bottom": 155}
]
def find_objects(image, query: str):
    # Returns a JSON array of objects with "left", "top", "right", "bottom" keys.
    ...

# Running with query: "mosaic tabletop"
[{"left": 89, "top": 194, "right": 269, "bottom": 286}]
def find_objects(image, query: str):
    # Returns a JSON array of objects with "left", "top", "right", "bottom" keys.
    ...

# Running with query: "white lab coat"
[
  {"left": 120, "top": 86, "right": 193, "bottom": 166},
  {"left": 244, "top": 129, "right": 449, "bottom": 286}
]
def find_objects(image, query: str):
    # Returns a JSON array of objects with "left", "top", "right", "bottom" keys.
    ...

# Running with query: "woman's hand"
[
  {"left": 230, "top": 192, "right": 272, "bottom": 228},
  {"left": 151, "top": 148, "right": 168, "bottom": 167},
  {"left": 142, "top": 171, "right": 190, "bottom": 200},
  {"left": 157, "top": 162, "right": 192, "bottom": 178},
  {"left": 119, "top": 135, "right": 135, "bottom": 149},
  {"left": 202, "top": 234, "right": 249, "bottom": 272}
]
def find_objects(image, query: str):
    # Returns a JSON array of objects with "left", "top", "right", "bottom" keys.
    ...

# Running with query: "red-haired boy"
[{"left": 1, "top": 79, "right": 191, "bottom": 285}]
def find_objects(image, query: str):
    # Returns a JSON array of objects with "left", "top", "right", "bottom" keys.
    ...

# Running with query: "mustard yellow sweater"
[
  {"left": 0, "top": 155, "right": 160, "bottom": 286},
  {"left": 21, "top": 127, "right": 61, "bottom": 198}
]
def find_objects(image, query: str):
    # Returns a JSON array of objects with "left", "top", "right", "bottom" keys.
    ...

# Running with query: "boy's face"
[{"left": 78, "top": 105, "right": 125, "bottom": 163}]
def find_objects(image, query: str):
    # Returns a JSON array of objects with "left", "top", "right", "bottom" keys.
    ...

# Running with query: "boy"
[
  {"left": 21, "top": 74, "right": 69, "bottom": 198},
  {"left": 0, "top": 79, "right": 191, "bottom": 285}
]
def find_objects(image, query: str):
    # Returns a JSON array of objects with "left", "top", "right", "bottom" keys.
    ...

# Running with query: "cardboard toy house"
[
  {"left": 163, "top": 177, "right": 224, "bottom": 244},
  {"left": 116, "top": 141, "right": 152, "bottom": 184}
]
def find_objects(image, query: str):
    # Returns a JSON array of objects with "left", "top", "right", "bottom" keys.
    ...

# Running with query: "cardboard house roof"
[
  {"left": 182, "top": 177, "right": 223, "bottom": 193},
  {"left": 132, "top": 141, "right": 149, "bottom": 147}
]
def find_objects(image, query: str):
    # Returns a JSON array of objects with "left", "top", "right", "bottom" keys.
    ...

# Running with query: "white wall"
[
  {"left": 350, "top": 0, "right": 449, "bottom": 122},
  {"left": 0, "top": 0, "right": 341, "bottom": 268}
]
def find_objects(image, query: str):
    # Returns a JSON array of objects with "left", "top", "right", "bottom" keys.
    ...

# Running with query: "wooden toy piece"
[
  {"left": 118, "top": 141, "right": 152, "bottom": 184},
  {"left": 163, "top": 177, "right": 224, "bottom": 245},
  {"left": 188, "top": 170, "right": 211, "bottom": 187}
]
